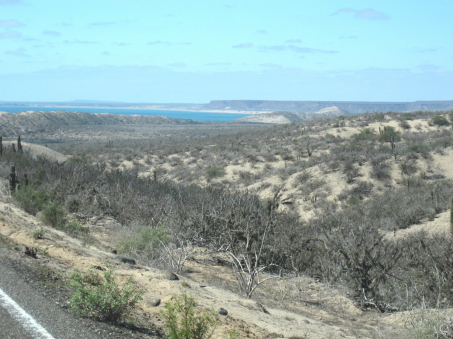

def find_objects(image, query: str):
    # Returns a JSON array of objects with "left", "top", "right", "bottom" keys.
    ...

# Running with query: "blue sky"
[{"left": 0, "top": 0, "right": 452, "bottom": 103}]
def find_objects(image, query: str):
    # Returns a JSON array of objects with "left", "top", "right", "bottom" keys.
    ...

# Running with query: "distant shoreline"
[{"left": 0, "top": 105, "right": 266, "bottom": 115}]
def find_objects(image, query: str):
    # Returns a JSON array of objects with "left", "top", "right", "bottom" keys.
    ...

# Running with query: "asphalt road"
[
  {"left": 0, "top": 302, "right": 35, "bottom": 339},
  {"left": 0, "top": 257, "right": 106, "bottom": 339},
  {"left": 0, "top": 241, "right": 160, "bottom": 339}
]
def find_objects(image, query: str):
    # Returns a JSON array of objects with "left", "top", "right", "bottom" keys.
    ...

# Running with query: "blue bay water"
[{"left": 0, "top": 106, "right": 249, "bottom": 122}]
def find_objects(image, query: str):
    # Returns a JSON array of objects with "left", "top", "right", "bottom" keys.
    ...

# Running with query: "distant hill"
[
  {"left": 205, "top": 100, "right": 453, "bottom": 113},
  {"left": 4, "top": 99, "right": 453, "bottom": 114},
  {"left": 235, "top": 106, "right": 347, "bottom": 124},
  {"left": 0, "top": 110, "right": 202, "bottom": 136}
]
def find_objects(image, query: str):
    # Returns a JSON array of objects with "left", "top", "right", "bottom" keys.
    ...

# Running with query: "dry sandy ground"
[
  {"left": 0, "top": 177, "right": 374, "bottom": 339},
  {"left": 3, "top": 140, "right": 453, "bottom": 338},
  {"left": 3, "top": 141, "right": 69, "bottom": 163},
  {"left": 0, "top": 183, "right": 373, "bottom": 338},
  {"left": 0, "top": 144, "right": 385, "bottom": 339}
]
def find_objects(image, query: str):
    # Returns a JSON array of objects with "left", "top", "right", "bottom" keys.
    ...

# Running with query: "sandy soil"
[
  {"left": 3, "top": 141, "right": 69, "bottom": 163},
  {"left": 4, "top": 116, "right": 453, "bottom": 338},
  {"left": 0, "top": 178, "right": 375, "bottom": 339}
]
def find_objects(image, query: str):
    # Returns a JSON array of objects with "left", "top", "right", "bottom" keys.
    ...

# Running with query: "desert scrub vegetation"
[
  {"left": 160, "top": 289, "right": 217, "bottom": 339},
  {"left": 205, "top": 166, "right": 225, "bottom": 179},
  {"left": 432, "top": 115, "right": 450, "bottom": 126},
  {"left": 5, "top": 110, "right": 453, "bottom": 314},
  {"left": 69, "top": 265, "right": 144, "bottom": 323},
  {"left": 12, "top": 184, "right": 88, "bottom": 233}
]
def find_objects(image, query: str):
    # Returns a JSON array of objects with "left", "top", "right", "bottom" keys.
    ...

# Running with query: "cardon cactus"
[{"left": 9, "top": 165, "right": 16, "bottom": 193}]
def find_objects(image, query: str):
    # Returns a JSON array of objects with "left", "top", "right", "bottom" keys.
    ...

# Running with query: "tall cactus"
[
  {"left": 9, "top": 165, "right": 16, "bottom": 193},
  {"left": 17, "top": 135, "right": 23, "bottom": 154},
  {"left": 449, "top": 197, "right": 453, "bottom": 234}
]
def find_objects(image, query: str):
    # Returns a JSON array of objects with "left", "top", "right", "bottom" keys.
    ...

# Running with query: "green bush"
[
  {"left": 351, "top": 128, "right": 375, "bottom": 141},
  {"left": 64, "top": 220, "right": 89, "bottom": 234},
  {"left": 161, "top": 289, "right": 217, "bottom": 339},
  {"left": 13, "top": 185, "right": 87, "bottom": 234},
  {"left": 42, "top": 202, "right": 66, "bottom": 228},
  {"left": 31, "top": 229, "right": 46, "bottom": 239},
  {"left": 378, "top": 126, "right": 401, "bottom": 143},
  {"left": 13, "top": 186, "right": 53, "bottom": 215},
  {"left": 406, "top": 144, "right": 430, "bottom": 153},
  {"left": 205, "top": 167, "right": 225, "bottom": 179},
  {"left": 41, "top": 203, "right": 88, "bottom": 233},
  {"left": 432, "top": 115, "right": 450, "bottom": 126},
  {"left": 119, "top": 226, "right": 170, "bottom": 254},
  {"left": 394, "top": 312, "right": 453, "bottom": 339},
  {"left": 69, "top": 266, "right": 143, "bottom": 323},
  {"left": 399, "top": 119, "right": 411, "bottom": 129}
]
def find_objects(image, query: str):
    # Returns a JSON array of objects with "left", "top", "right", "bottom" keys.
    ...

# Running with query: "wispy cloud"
[
  {"left": 333, "top": 8, "right": 390, "bottom": 20},
  {"left": 260, "top": 44, "right": 338, "bottom": 54},
  {"left": 205, "top": 62, "right": 231, "bottom": 66},
  {"left": 21, "top": 37, "right": 38, "bottom": 42},
  {"left": 42, "top": 30, "right": 61, "bottom": 37},
  {"left": 417, "top": 64, "right": 442, "bottom": 71},
  {"left": 339, "top": 35, "right": 359, "bottom": 39},
  {"left": 262, "top": 45, "right": 286, "bottom": 51},
  {"left": 260, "top": 63, "right": 282, "bottom": 68},
  {"left": 89, "top": 21, "right": 116, "bottom": 27},
  {"left": 291, "top": 45, "right": 338, "bottom": 53},
  {"left": 148, "top": 40, "right": 191, "bottom": 46},
  {"left": 0, "top": 0, "right": 22, "bottom": 4},
  {"left": 0, "top": 30, "right": 21, "bottom": 38},
  {"left": 255, "top": 29, "right": 268, "bottom": 34},
  {"left": 0, "top": 19, "right": 24, "bottom": 27},
  {"left": 114, "top": 42, "right": 130, "bottom": 46},
  {"left": 63, "top": 39, "right": 98, "bottom": 44},
  {"left": 232, "top": 42, "right": 254, "bottom": 49},
  {"left": 285, "top": 39, "right": 302, "bottom": 43},
  {"left": 149, "top": 40, "right": 171, "bottom": 45},
  {"left": 101, "top": 51, "right": 111, "bottom": 56},
  {"left": 413, "top": 47, "right": 438, "bottom": 53},
  {"left": 5, "top": 48, "right": 29, "bottom": 57},
  {"left": 167, "top": 62, "right": 186, "bottom": 67}
]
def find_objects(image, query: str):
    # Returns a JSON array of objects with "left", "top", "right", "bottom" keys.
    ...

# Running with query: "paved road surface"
[{"left": 0, "top": 257, "right": 104, "bottom": 339}]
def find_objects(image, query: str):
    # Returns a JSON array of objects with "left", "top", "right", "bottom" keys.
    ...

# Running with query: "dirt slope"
[
  {"left": 0, "top": 172, "right": 397, "bottom": 339},
  {"left": 0, "top": 110, "right": 202, "bottom": 136}
]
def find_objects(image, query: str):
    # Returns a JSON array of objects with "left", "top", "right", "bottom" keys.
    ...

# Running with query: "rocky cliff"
[{"left": 205, "top": 100, "right": 453, "bottom": 113}]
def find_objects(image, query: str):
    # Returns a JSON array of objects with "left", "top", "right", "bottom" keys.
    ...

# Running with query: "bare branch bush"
[
  {"left": 228, "top": 251, "right": 279, "bottom": 298},
  {"left": 160, "top": 237, "right": 195, "bottom": 274}
]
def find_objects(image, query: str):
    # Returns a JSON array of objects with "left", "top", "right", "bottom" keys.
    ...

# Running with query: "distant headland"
[{"left": 1, "top": 99, "right": 453, "bottom": 114}]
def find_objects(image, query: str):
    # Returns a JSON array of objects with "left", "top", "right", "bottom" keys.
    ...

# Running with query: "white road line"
[{"left": 0, "top": 286, "right": 56, "bottom": 339}]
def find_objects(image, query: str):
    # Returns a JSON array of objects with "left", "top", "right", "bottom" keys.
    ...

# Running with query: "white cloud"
[
  {"left": 260, "top": 63, "right": 282, "bottom": 68},
  {"left": 43, "top": 30, "right": 61, "bottom": 37},
  {"left": 89, "top": 21, "right": 116, "bottom": 27},
  {"left": 167, "top": 62, "right": 186, "bottom": 67},
  {"left": 63, "top": 39, "right": 98, "bottom": 44},
  {"left": 285, "top": 39, "right": 302, "bottom": 43},
  {"left": 333, "top": 8, "right": 390, "bottom": 20},
  {"left": 205, "top": 62, "right": 231, "bottom": 66},
  {"left": 0, "top": 0, "right": 22, "bottom": 4},
  {"left": 413, "top": 47, "right": 438, "bottom": 53},
  {"left": 232, "top": 43, "right": 254, "bottom": 49},
  {"left": 5, "top": 48, "right": 29, "bottom": 57},
  {"left": 339, "top": 35, "right": 359, "bottom": 39},
  {"left": 0, "top": 19, "right": 24, "bottom": 27},
  {"left": 0, "top": 30, "right": 21, "bottom": 38}
]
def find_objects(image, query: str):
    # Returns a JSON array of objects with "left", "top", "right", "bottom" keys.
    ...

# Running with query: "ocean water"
[{"left": 0, "top": 106, "right": 249, "bottom": 122}]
